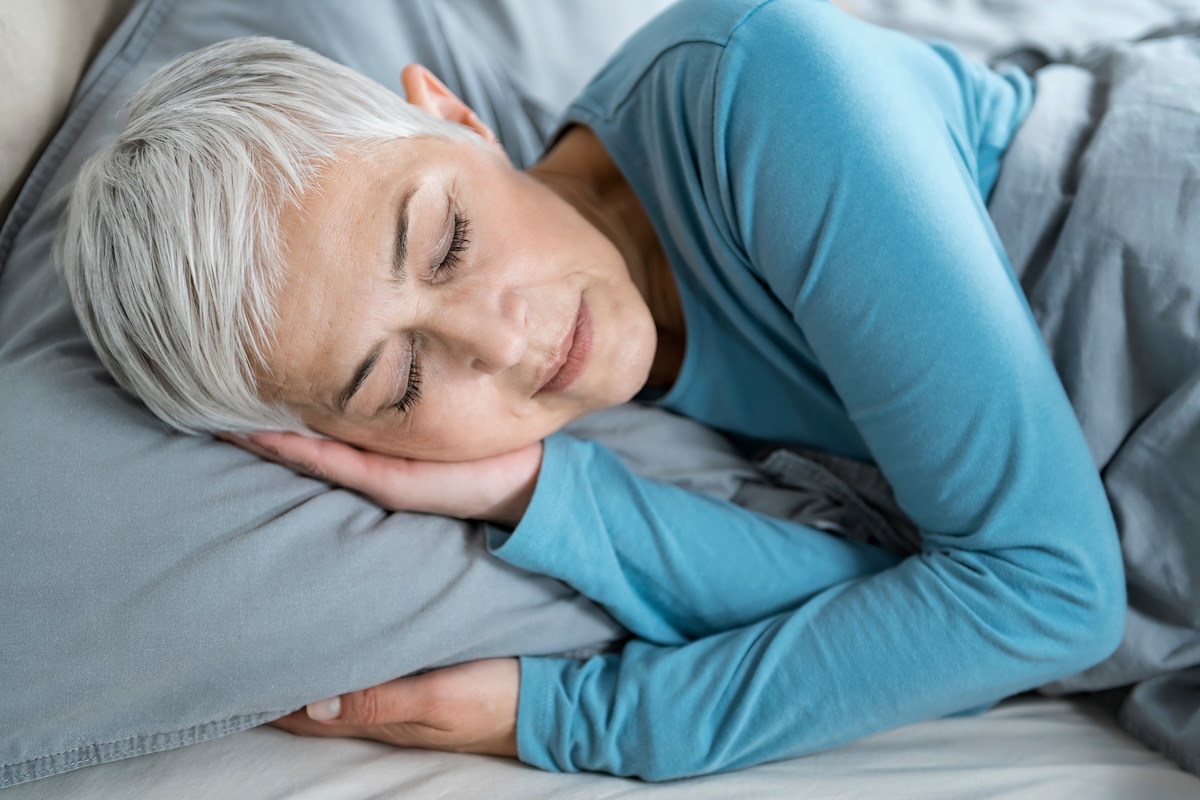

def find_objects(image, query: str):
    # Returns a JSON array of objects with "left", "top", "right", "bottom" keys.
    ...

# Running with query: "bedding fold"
[{"left": 987, "top": 19, "right": 1200, "bottom": 775}]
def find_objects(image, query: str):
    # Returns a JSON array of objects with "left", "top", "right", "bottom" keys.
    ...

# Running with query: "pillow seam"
[{"left": 0, "top": 710, "right": 291, "bottom": 788}]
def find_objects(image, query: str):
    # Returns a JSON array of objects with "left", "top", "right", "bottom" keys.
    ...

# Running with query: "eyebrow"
[
  {"left": 337, "top": 340, "right": 384, "bottom": 413},
  {"left": 392, "top": 183, "right": 420, "bottom": 284},
  {"left": 336, "top": 183, "right": 420, "bottom": 414}
]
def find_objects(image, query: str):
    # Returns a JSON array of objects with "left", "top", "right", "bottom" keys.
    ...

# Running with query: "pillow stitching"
[{"left": 0, "top": 710, "right": 290, "bottom": 787}]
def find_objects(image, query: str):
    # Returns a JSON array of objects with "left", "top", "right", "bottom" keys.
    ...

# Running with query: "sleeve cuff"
[
  {"left": 515, "top": 655, "right": 571, "bottom": 773},
  {"left": 484, "top": 432, "right": 577, "bottom": 571}
]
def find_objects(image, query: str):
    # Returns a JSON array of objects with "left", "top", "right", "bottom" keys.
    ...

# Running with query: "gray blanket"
[{"left": 986, "top": 19, "right": 1200, "bottom": 774}]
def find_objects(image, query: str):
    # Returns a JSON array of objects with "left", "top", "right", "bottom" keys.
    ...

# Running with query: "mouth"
[{"left": 536, "top": 298, "right": 592, "bottom": 395}]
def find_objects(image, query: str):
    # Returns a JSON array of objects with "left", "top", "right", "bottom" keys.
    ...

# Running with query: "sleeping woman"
[{"left": 56, "top": 0, "right": 1200, "bottom": 781}]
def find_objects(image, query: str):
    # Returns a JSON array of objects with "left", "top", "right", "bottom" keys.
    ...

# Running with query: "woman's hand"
[
  {"left": 217, "top": 431, "right": 543, "bottom": 527},
  {"left": 268, "top": 658, "right": 520, "bottom": 758}
]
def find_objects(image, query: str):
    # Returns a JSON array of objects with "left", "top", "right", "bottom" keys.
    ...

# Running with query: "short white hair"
[{"left": 57, "top": 36, "right": 475, "bottom": 433}]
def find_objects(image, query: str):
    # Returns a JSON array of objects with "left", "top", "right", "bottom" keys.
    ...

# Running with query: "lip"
[{"left": 536, "top": 298, "right": 592, "bottom": 395}]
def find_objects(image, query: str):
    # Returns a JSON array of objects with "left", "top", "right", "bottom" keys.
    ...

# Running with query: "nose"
[{"left": 438, "top": 288, "right": 528, "bottom": 375}]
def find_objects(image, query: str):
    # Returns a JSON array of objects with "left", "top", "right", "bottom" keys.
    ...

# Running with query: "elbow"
[
  {"left": 1090, "top": 575, "right": 1127, "bottom": 664},
  {"left": 1042, "top": 540, "right": 1127, "bottom": 676},
  {"left": 1065, "top": 581, "right": 1126, "bottom": 673},
  {"left": 1076, "top": 521, "right": 1128, "bottom": 670},
  {"left": 1093, "top": 546, "right": 1128, "bottom": 657},
  {"left": 989, "top": 521, "right": 1126, "bottom": 680}
]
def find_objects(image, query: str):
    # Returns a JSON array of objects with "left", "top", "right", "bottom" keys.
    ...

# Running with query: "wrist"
[
  {"left": 483, "top": 441, "right": 544, "bottom": 527},
  {"left": 488, "top": 466, "right": 538, "bottom": 527}
]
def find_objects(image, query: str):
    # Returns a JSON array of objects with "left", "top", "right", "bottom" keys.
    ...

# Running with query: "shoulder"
[
  {"left": 618, "top": 0, "right": 849, "bottom": 54},
  {"left": 715, "top": 0, "right": 910, "bottom": 104},
  {"left": 619, "top": 0, "right": 774, "bottom": 56},
  {"left": 571, "top": 0, "right": 779, "bottom": 122},
  {"left": 581, "top": 0, "right": 907, "bottom": 133}
]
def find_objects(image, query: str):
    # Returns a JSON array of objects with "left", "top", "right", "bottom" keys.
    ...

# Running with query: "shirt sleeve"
[
  {"left": 488, "top": 432, "right": 903, "bottom": 645},
  {"left": 718, "top": 1, "right": 1124, "bottom": 641},
  {"left": 489, "top": 0, "right": 1126, "bottom": 780}
]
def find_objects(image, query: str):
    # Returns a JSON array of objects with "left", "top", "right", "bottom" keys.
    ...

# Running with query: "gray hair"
[{"left": 56, "top": 36, "right": 475, "bottom": 433}]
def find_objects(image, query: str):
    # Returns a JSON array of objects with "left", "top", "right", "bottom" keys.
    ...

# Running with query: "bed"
[
  {"left": 5, "top": 695, "right": 1199, "bottom": 799},
  {"left": 3, "top": 1, "right": 1200, "bottom": 798}
]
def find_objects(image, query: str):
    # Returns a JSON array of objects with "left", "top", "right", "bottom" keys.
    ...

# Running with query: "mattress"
[{"left": 6, "top": 697, "right": 1198, "bottom": 799}]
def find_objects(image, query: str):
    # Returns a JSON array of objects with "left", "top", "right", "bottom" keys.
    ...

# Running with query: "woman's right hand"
[
  {"left": 269, "top": 658, "right": 521, "bottom": 759},
  {"left": 217, "top": 431, "right": 543, "bottom": 527}
]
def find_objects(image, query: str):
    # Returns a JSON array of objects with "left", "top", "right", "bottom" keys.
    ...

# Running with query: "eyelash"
[
  {"left": 394, "top": 347, "right": 422, "bottom": 415},
  {"left": 434, "top": 213, "right": 470, "bottom": 277},
  {"left": 393, "top": 214, "right": 470, "bottom": 415}
]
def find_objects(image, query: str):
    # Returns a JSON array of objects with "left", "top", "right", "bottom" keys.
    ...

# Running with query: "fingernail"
[{"left": 306, "top": 697, "right": 341, "bottom": 722}]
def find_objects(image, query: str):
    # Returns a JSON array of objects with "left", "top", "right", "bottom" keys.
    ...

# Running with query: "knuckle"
[
  {"left": 350, "top": 686, "right": 385, "bottom": 726},
  {"left": 418, "top": 673, "right": 467, "bottom": 726},
  {"left": 298, "top": 460, "right": 329, "bottom": 482},
  {"left": 420, "top": 671, "right": 457, "bottom": 708}
]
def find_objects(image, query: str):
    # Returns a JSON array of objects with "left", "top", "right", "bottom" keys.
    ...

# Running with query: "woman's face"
[{"left": 263, "top": 135, "right": 657, "bottom": 461}]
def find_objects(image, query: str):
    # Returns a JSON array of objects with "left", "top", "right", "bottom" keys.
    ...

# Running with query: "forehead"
[
  {"left": 261, "top": 145, "right": 406, "bottom": 409},
  {"left": 258, "top": 136, "right": 496, "bottom": 412}
]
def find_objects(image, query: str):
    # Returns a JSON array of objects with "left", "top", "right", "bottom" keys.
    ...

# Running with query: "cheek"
[
  {"left": 494, "top": 189, "right": 598, "bottom": 274},
  {"left": 399, "top": 384, "right": 519, "bottom": 458}
]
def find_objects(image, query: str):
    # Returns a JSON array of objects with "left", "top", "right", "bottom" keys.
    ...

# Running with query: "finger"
[
  {"left": 270, "top": 709, "right": 358, "bottom": 739},
  {"left": 215, "top": 432, "right": 297, "bottom": 467},
  {"left": 248, "top": 433, "right": 433, "bottom": 512},
  {"left": 267, "top": 710, "right": 321, "bottom": 735},
  {"left": 323, "top": 677, "right": 433, "bottom": 729},
  {"left": 342, "top": 444, "right": 543, "bottom": 518},
  {"left": 275, "top": 712, "right": 452, "bottom": 751},
  {"left": 243, "top": 431, "right": 323, "bottom": 465},
  {"left": 243, "top": 432, "right": 359, "bottom": 483},
  {"left": 249, "top": 432, "right": 386, "bottom": 487}
]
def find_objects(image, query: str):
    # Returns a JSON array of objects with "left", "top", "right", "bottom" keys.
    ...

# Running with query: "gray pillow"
[{"left": 0, "top": 0, "right": 675, "bottom": 786}]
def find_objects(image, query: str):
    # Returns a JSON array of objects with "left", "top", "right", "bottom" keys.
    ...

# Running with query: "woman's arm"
[
  {"left": 496, "top": 0, "right": 1125, "bottom": 779},
  {"left": 488, "top": 433, "right": 902, "bottom": 644}
]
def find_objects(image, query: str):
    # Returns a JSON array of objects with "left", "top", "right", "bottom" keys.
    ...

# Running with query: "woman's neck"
[{"left": 529, "top": 125, "right": 685, "bottom": 391}]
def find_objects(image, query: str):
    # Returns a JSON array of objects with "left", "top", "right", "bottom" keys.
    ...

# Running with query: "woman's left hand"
[
  {"left": 217, "top": 431, "right": 543, "bottom": 527},
  {"left": 269, "top": 658, "right": 520, "bottom": 758}
]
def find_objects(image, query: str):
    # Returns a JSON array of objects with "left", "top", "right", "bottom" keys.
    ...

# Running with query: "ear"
[{"left": 401, "top": 64, "right": 498, "bottom": 146}]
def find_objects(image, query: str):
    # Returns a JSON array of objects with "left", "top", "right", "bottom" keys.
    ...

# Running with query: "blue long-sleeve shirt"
[{"left": 486, "top": 0, "right": 1126, "bottom": 780}]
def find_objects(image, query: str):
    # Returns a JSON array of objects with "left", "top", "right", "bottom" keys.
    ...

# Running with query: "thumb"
[{"left": 306, "top": 677, "right": 429, "bottom": 726}]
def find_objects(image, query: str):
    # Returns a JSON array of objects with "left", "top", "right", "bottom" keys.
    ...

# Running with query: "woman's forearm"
[
  {"left": 487, "top": 432, "right": 902, "bottom": 645},
  {"left": 514, "top": 543, "right": 1116, "bottom": 780},
  {"left": 495, "top": 432, "right": 1123, "bottom": 780}
]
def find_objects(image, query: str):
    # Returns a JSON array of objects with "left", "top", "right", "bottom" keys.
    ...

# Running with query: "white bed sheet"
[{"left": 9, "top": 696, "right": 1199, "bottom": 799}]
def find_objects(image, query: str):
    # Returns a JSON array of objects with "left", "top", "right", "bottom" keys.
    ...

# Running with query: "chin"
[{"left": 612, "top": 329, "right": 657, "bottom": 403}]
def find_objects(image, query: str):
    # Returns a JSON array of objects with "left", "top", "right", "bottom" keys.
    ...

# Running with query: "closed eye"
[
  {"left": 393, "top": 340, "right": 423, "bottom": 415},
  {"left": 432, "top": 212, "right": 470, "bottom": 278}
]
